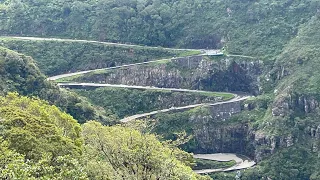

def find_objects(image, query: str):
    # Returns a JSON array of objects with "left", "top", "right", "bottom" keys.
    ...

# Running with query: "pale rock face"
[
  {"left": 272, "top": 96, "right": 290, "bottom": 117},
  {"left": 75, "top": 55, "right": 319, "bottom": 162},
  {"left": 272, "top": 93, "right": 319, "bottom": 117},
  {"left": 188, "top": 91, "right": 320, "bottom": 162},
  {"left": 316, "top": 125, "right": 320, "bottom": 139},
  {"left": 74, "top": 56, "right": 263, "bottom": 94}
]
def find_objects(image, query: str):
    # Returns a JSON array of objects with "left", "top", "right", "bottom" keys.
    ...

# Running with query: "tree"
[
  {"left": 0, "top": 93, "right": 85, "bottom": 179},
  {"left": 82, "top": 121, "right": 209, "bottom": 180}
]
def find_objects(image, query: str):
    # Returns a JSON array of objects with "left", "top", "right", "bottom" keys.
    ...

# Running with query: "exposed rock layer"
[{"left": 75, "top": 56, "right": 263, "bottom": 95}]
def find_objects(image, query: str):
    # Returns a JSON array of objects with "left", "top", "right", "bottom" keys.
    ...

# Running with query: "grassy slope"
[
  {"left": 193, "top": 159, "right": 236, "bottom": 170},
  {"left": 0, "top": 46, "right": 116, "bottom": 124},
  {"left": 0, "top": 0, "right": 317, "bottom": 58},
  {"left": 0, "top": 38, "right": 200, "bottom": 76},
  {"left": 72, "top": 87, "right": 233, "bottom": 119}
]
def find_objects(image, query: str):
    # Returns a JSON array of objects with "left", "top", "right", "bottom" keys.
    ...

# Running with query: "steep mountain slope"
[
  {"left": 0, "top": 46, "right": 51, "bottom": 96},
  {"left": 0, "top": 37, "right": 199, "bottom": 76},
  {"left": 223, "top": 15, "right": 320, "bottom": 179},
  {"left": 0, "top": 46, "right": 114, "bottom": 123},
  {"left": 0, "top": 93, "right": 86, "bottom": 179},
  {"left": 1, "top": 0, "right": 320, "bottom": 179},
  {"left": 0, "top": 0, "right": 318, "bottom": 56},
  {"left": 0, "top": 93, "right": 209, "bottom": 179}
]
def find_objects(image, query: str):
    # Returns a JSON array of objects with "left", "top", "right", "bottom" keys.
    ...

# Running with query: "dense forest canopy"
[
  {"left": 0, "top": 38, "right": 199, "bottom": 76},
  {"left": 1, "top": 0, "right": 320, "bottom": 179},
  {"left": 0, "top": 46, "right": 115, "bottom": 124},
  {"left": 0, "top": 94, "right": 207, "bottom": 179},
  {"left": 0, "top": 0, "right": 319, "bottom": 56}
]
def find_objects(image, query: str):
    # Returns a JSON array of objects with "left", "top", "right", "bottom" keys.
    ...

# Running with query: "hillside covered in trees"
[
  {"left": 0, "top": 93, "right": 207, "bottom": 179},
  {"left": 0, "top": 46, "right": 118, "bottom": 124},
  {"left": 0, "top": 0, "right": 318, "bottom": 56},
  {"left": 1, "top": 0, "right": 320, "bottom": 179}
]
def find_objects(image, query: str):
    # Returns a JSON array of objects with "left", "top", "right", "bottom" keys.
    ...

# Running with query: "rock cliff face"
[
  {"left": 75, "top": 55, "right": 319, "bottom": 162},
  {"left": 179, "top": 91, "right": 320, "bottom": 161},
  {"left": 75, "top": 56, "right": 263, "bottom": 94},
  {"left": 251, "top": 92, "right": 320, "bottom": 161},
  {"left": 252, "top": 131, "right": 296, "bottom": 162},
  {"left": 75, "top": 55, "right": 270, "bottom": 159},
  {"left": 70, "top": 87, "right": 225, "bottom": 118},
  {"left": 185, "top": 110, "right": 299, "bottom": 161},
  {"left": 179, "top": 99, "right": 256, "bottom": 157}
]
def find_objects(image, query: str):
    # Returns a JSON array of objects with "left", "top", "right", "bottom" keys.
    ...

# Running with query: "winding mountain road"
[
  {"left": 0, "top": 36, "right": 222, "bottom": 80},
  {"left": 48, "top": 52, "right": 222, "bottom": 80},
  {"left": 12, "top": 35, "right": 255, "bottom": 174},
  {"left": 3, "top": 36, "right": 222, "bottom": 55},
  {"left": 121, "top": 95, "right": 249, "bottom": 122},
  {"left": 57, "top": 82, "right": 231, "bottom": 95},
  {"left": 193, "top": 153, "right": 256, "bottom": 174},
  {"left": 48, "top": 58, "right": 172, "bottom": 80},
  {"left": 57, "top": 82, "right": 250, "bottom": 123}
]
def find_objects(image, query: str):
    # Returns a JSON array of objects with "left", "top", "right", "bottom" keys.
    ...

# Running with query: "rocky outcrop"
[
  {"left": 187, "top": 111, "right": 301, "bottom": 161},
  {"left": 180, "top": 99, "right": 256, "bottom": 157},
  {"left": 291, "top": 95, "right": 319, "bottom": 113},
  {"left": 75, "top": 56, "right": 263, "bottom": 94},
  {"left": 271, "top": 92, "right": 320, "bottom": 117},
  {"left": 191, "top": 121, "right": 253, "bottom": 155},
  {"left": 253, "top": 132, "right": 296, "bottom": 162},
  {"left": 254, "top": 92, "right": 320, "bottom": 160},
  {"left": 179, "top": 92, "right": 320, "bottom": 161}
]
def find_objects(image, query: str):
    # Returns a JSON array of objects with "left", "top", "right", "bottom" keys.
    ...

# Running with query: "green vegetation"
[
  {"left": 0, "top": 46, "right": 47, "bottom": 96},
  {"left": 0, "top": 46, "right": 114, "bottom": 124},
  {"left": 193, "top": 159, "right": 236, "bottom": 170},
  {"left": 240, "top": 146, "right": 320, "bottom": 180},
  {"left": 273, "top": 15, "right": 320, "bottom": 96},
  {"left": 1, "top": 0, "right": 320, "bottom": 179},
  {"left": 55, "top": 74, "right": 84, "bottom": 83},
  {"left": 0, "top": 0, "right": 317, "bottom": 57},
  {"left": 197, "top": 92, "right": 234, "bottom": 100},
  {"left": 221, "top": 14, "right": 320, "bottom": 179},
  {"left": 72, "top": 87, "right": 229, "bottom": 119},
  {"left": 0, "top": 38, "right": 200, "bottom": 76},
  {"left": 82, "top": 121, "right": 210, "bottom": 180},
  {"left": 150, "top": 107, "right": 211, "bottom": 150},
  {"left": 0, "top": 93, "right": 86, "bottom": 179},
  {"left": 246, "top": 15, "right": 320, "bottom": 137},
  {"left": 0, "top": 93, "right": 209, "bottom": 179}
]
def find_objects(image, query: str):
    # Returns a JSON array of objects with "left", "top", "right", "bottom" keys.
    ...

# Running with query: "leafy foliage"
[
  {"left": 0, "top": 94, "right": 208, "bottom": 179},
  {"left": 0, "top": 46, "right": 114, "bottom": 124},
  {"left": 242, "top": 146, "right": 320, "bottom": 180},
  {"left": 193, "top": 159, "right": 236, "bottom": 170},
  {"left": 0, "top": 38, "right": 198, "bottom": 76},
  {"left": 0, "top": 47, "right": 47, "bottom": 96},
  {"left": 73, "top": 87, "right": 221, "bottom": 119},
  {"left": 82, "top": 121, "right": 209, "bottom": 180},
  {"left": 0, "top": 93, "right": 82, "bottom": 159},
  {"left": 0, "top": 93, "right": 87, "bottom": 179},
  {"left": 0, "top": 0, "right": 317, "bottom": 56}
]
